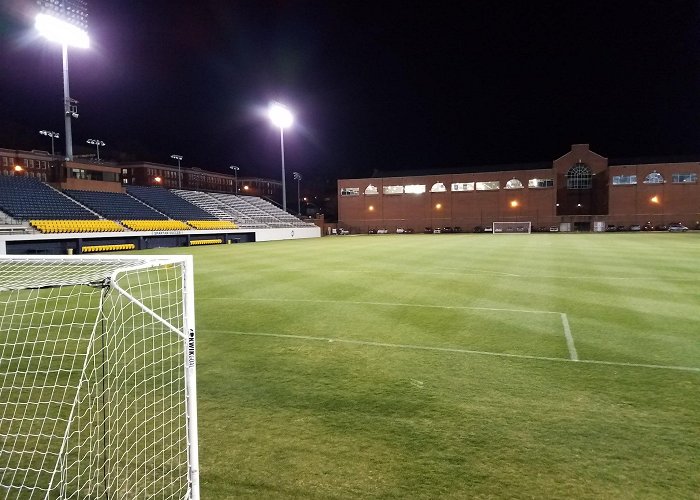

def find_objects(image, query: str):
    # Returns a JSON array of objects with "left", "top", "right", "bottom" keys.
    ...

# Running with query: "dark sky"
[{"left": 2, "top": 0, "right": 700, "bottom": 182}]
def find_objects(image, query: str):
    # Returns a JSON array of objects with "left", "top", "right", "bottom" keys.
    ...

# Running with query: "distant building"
[
  {"left": 337, "top": 144, "right": 700, "bottom": 232},
  {"left": 0, "top": 147, "right": 283, "bottom": 201}
]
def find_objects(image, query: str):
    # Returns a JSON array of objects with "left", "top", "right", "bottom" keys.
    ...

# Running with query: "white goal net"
[
  {"left": 0, "top": 255, "right": 199, "bottom": 499},
  {"left": 492, "top": 221, "right": 532, "bottom": 234}
]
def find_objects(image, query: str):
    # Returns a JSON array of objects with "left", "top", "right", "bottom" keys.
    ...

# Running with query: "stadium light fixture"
[
  {"left": 35, "top": 13, "right": 89, "bottom": 48},
  {"left": 230, "top": 165, "right": 240, "bottom": 194},
  {"left": 35, "top": 3, "right": 90, "bottom": 162},
  {"left": 86, "top": 138, "right": 105, "bottom": 161},
  {"left": 39, "top": 130, "right": 60, "bottom": 157},
  {"left": 268, "top": 102, "right": 293, "bottom": 212},
  {"left": 171, "top": 154, "right": 183, "bottom": 188},
  {"left": 293, "top": 171, "right": 302, "bottom": 215}
]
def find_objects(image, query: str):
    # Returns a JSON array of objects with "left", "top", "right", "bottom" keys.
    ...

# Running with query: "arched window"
[
  {"left": 644, "top": 171, "right": 664, "bottom": 184},
  {"left": 504, "top": 178, "right": 523, "bottom": 189},
  {"left": 430, "top": 182, "right": 447, "bottom": 192},
  {"left": 566, "top": 162, "right": 592, "bottom": 189}
]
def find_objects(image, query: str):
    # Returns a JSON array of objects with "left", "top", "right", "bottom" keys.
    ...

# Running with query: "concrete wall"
[{"left": 0, "top": 226, "right": 321, "bottom": 255}]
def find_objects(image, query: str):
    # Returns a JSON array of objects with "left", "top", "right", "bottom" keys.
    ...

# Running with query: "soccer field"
[{"left": 142, "top": 233, "right": 699, "bottom": 499}]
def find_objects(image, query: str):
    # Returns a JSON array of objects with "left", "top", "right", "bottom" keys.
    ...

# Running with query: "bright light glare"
[
  {"left": 510, "top": 200, "right": 519, "bottom": 208},
  {"left": 269, "top": 102, "right": 294, "bottom": 128},
  {"left": 35, "top": 14, "right": 90, "bottom": 49},
  {"left": 650, "top": 195, "right": 660, "bottom": 204}
]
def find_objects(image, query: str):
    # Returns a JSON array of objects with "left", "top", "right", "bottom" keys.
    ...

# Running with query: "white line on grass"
[
  {"left": 215, "top": 330, "right": 700, "bottom": 374},
  {"left": 202, "top": 296, "right": 562, "bottom": 315},
  {"left": 318, "top": 268, "right": 700, "bottom": 282},
  {"left": 560, "top": 313, "right": 578, "bottom": 361},
  {"left": 202, "top": 297, "right": 579, "bottom": 360}
]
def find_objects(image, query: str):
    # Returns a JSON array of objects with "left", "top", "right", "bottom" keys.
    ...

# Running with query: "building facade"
[{"left": 337, "top": 144, "right": 700, "bottom": 232}]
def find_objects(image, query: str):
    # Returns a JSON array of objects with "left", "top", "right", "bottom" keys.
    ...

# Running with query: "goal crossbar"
[{"left": 492, "top": 221, "right": 532, "bottom": 234}]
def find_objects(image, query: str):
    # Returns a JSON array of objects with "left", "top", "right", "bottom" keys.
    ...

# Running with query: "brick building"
[{"left": 337, "top": 144, "right": 700, "bottom": 232}]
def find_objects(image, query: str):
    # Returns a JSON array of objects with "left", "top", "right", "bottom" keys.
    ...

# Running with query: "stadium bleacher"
[
  {"left": 121, "top": 220, "right": 191, "bottom": 231},
  {"left": 65, "top": 189, "right": 166, "bottom": 220},
  {"left": 174, "top": 190, "right": 264, "bottom": 228},
  {"left": 0, "top": 176, "right": 96, "bottom": 220},
  {"left": 127, "top": 186, "right": 215, "bottom": 221},
  {"left": 30, "top": 219, "right": 124, "bottom": 233},
  {"left": 0, "top": 176, "right": 317, "bottom": 241}
]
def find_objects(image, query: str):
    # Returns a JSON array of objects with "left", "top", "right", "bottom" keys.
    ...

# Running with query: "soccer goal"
[
  {"left": 492, "top": 221, "right": 532, "bottom": 234},
  {"left": 0, "top": 255, "right": 199, "bottom": 499}
]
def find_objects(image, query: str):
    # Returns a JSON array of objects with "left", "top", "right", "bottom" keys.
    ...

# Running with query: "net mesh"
[{"left": 0, "top": 256, "right": 192, "bottom": 499}]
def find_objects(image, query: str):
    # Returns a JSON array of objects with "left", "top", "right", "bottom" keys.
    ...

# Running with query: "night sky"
[{"left": 2, "top": 1, "right": 700, "bottom": 184}]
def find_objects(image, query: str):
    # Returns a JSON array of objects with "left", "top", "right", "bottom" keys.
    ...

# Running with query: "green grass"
[{"left": 137, "top": 233, "right": 699, "bottom": 499}]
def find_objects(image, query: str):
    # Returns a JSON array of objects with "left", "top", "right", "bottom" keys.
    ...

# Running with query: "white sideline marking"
[
  {"left": 217, "top": 330, "right": 700, "bottom": 374},
  {"left": 560, "top": 313, "right": 578, "bottom": 361},
  {"left": 203, "top": 297, "right": 578, "bottom": 359}
]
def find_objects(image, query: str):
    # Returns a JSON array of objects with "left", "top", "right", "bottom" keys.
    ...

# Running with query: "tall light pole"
[
  {"left": 171, "top": 154, "right": 183, "bottom": 188},
  {"left": 35, "top": 8, "right": 89, "bottom": 161},
  {"left": 39, "top": 130, "right": 59, "bottom": 157},
  {"left": 230, "top": 165, "right": 240, "bottom": 194},
  {"left": 86, "top": 139, "right": 105, "bottom": 161},
  {"left": 293, "top": 171, "right": 302, "bottom": 215},
  {"left": 268, "top": 102, "right": 293, "bottom": 212}
]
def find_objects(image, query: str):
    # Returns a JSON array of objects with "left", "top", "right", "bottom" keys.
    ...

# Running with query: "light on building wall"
[
  {"left": 510, "top": 200, "right": 519, "bottom": 208},
  {"left": 577, "top": 203, "right": 582, "bottom": 208},
  {"left": 154, "top": 176, "right": 162, "bottom": 183},
  {"left": 368, "top": 205, "right": 374, "bottom": 211},
  {"left": 14, "top": 165, "right": 23, "bottom": 172},
  {"left": 435, "top": 203, "right": 442, "bottom": 209},
  {"left": 650, "top": 195, "right": 660, "bottom": 204},
  {"left": 243, "top": 185, "right": 249, "bottom": 191}
]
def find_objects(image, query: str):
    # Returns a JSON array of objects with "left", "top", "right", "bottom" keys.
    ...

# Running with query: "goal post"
[
  {"left": 0, "top": 255, "right": 199, "bottom": 499},
  {"left": 492, "top": 221, "right": 532, "bottom": 234}
]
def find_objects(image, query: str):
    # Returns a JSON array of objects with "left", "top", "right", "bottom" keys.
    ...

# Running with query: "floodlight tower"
[
  {"left": 171, "top": 154, "right": 183, "bottom": 188},
  {"left": 268, "top": 102, "right": 293, "bottom": 212},
  {"left": 35, "top": 1, "right": 90, "bottom": 161},
  {"left": 39, "top": 130, "right": 60, "bottom": 157},
  {"left": 293, "top": 171, "right": 302, "bottom": 215},
  {"left": 229, "top": 165, "right": 240, "bottom": 194},
  {"left": 86, "top": 138, "right": 105, "bottom": 161}
]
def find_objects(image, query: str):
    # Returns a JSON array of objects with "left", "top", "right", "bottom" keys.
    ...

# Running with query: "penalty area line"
[
  {"left": 202, "top": 297, "right": 577, "bottom": 361},
  {"left": 212, "top": 330, "right": 700, "bottom": 374}
]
